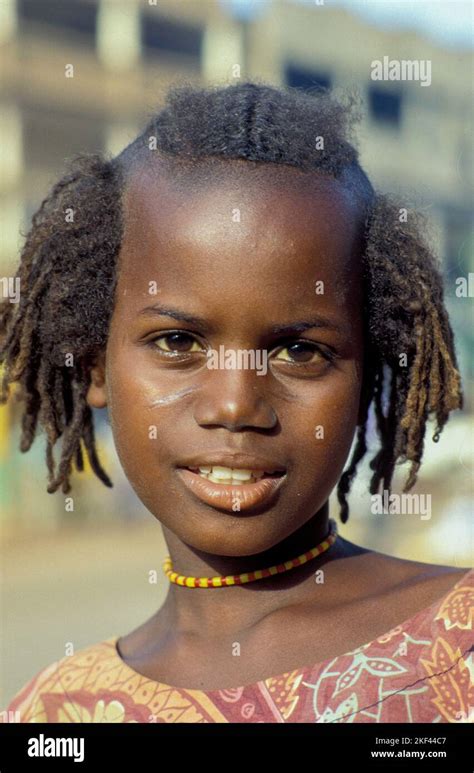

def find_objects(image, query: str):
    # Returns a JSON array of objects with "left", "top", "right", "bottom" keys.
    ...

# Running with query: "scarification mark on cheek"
[{"left": 147, "top": 385, "right": 198, "bottom": 408}]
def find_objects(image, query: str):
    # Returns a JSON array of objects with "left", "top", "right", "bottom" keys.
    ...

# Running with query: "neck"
[{"left": 158, "top": 504, "right": 343, "bottom": 637}]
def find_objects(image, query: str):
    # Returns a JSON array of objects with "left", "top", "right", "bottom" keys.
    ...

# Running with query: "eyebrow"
[
  {"left": 138, "top": 304, "right": 213, "bottom": 333},
  {"left": 138, "top": 304, "right": 343, "bottom": 335},
  {"left": 271, "top": 317, "right": 343, "bottom": 335}
]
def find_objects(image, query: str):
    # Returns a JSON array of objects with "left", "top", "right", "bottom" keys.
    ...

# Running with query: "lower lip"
[{"left": 176, "top": 468, "right": 286, "bottom": 513}]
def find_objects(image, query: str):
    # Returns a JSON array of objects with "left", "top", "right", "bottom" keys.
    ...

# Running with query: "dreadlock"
[{"left": 0, "top": 80, "right": 463, "bottom": 521}]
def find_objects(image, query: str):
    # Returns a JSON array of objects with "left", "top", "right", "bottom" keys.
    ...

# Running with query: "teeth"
[
  {"left": 208, "top": 474, "right": 244, "bottom": 485},
  {"left": 207, "top": 466, "right": 258, "bottom": 480},
  {"left": 189, "top": 465, "right": 269, "bottom": 484}
]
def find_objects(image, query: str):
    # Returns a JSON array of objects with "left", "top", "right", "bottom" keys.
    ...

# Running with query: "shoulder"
[
  {"left": 1, "top": 638, "right": 117, "bottom": 724},
  {"left": 317, "top": 544, "right": 473, "bottom": 632},
  {"left": 358, "top": 553, "right": 473, "bottom": 635},
  {"left": 353, "top": 547, "right": 472, "bottom": 594},
  {"left": 369, "top": 552, "right": 472, "bottom": 605},
  {"left": 332, "top": 538, "right": 472, "bottom": 603}
]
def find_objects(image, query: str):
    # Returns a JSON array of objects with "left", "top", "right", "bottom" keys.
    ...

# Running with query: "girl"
[{"left": 0, "top": 81, "right": 472, "bottom": 724}]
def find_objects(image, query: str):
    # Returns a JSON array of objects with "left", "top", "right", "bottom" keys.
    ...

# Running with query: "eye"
[
  {"left": 273, "top": 341, "right": 332, "bottom": 365},
  {"left": 150, "top": 332, "right": 203, "bottom": 354}
]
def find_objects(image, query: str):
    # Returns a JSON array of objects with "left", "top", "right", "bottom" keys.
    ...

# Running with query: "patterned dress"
[{"left": 2, "top": 568, "right": 472, "bottom": 723}]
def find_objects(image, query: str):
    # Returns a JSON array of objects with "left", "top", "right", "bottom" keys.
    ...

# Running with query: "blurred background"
[{"left": 0, "top": 0, "right": 472, "bottom": 705}]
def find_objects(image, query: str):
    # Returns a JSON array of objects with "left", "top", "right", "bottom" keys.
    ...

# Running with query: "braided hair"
[{"left": 0, "top": 80, "right": 462, "bottom": 523}]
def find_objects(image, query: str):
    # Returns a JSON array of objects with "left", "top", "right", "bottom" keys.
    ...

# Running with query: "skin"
[{"left": 86, "top": 161, "right": 466, "bottom": 690}]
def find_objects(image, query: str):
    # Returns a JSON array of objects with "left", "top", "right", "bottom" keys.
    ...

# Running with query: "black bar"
[{"left": 0, "top": 721, "right": 471, "bottom": 770}]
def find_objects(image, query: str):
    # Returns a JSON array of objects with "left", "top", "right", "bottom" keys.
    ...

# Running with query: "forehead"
[
  {"left": 122, "top": 158, "right": 361, "bottom": 239},
  {"left": 116, "top": 160, "right": 363, "bottom": 310}
]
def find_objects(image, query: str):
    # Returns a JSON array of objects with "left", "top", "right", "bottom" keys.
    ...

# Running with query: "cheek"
[
  {"left": 290, "top": 372, "right": 362, "bottom": 490},
  {"left": 104, "top": 345, "right": 202, "bottom": 494},
  {"left": 105, "top": 349, "right": 168, "bottom": 470},
  {"left": 108, "top": 376, "right": 169, "bottom": 443}
]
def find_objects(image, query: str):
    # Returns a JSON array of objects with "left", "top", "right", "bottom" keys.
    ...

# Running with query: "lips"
[{"left": 176, "top": 467, "right": 286, "bottom": 513}]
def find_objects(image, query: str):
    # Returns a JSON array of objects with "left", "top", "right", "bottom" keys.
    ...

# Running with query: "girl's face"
[{"left": 87, "top": 163, "right": 365, "bottom": 557}]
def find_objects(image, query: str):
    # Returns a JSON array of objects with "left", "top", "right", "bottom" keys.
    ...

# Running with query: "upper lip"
[{"left": 177, "top": 453, "right": 287, "bottom": 473}]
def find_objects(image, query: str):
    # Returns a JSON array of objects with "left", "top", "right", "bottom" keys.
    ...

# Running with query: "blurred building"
[{"left": 0, "top": 0, "right": 472, "bottom": 269}]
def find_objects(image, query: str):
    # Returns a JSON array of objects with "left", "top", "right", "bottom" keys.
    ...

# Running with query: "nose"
[{"left": 193, "top": 367, "right": 277, "bottom": 431}]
